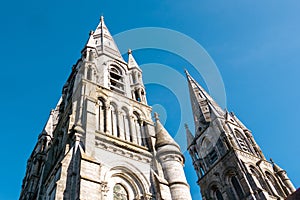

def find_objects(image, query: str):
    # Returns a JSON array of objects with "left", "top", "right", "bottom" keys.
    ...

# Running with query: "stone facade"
[
  {"left": 19, "top": 17, "right": 192, "bottom": 200},
  {"left": 185, "top": 71, "right": 296, "bottom": 200}
]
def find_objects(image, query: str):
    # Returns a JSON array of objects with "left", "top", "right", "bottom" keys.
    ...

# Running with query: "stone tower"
[
  {"left": 185, "top": 71, "right": 296, "bottom": 200},
  {"left": 19, "top": 16, "right": 192, "bottom": 200}
]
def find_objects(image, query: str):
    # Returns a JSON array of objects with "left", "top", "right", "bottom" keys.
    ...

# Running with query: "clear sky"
[{"left": 0, "top": 1, "right": 299, "bottom": 199}]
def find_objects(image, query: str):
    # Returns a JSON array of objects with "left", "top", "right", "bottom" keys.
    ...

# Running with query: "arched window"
[
  {"left": 215, "top": 189, "right": 224, "bottom": 200},
  {"left": 113, "top": 184, "right": 128, "bottom": 200},
  {"left": 98, "top": 98, "right": 106, "bottom": 133},
  {"left": 140, "top": 89, "right": 145, "bottom": 102},
  {"left": 109, "top": 65, "right": 124, "bottom": 94},
  {"left": 266, "top": 172, "right": 285, "bottom": 197},
  {"left": 134, "top": 90, "right": 141, "bottom": 102},
  {"left": 234, "top": 130, "right": 251, "bottom": 153},
  {"left": 249, "top": 166, "right": 272, "bottom": 195},
  {"left": 110, "top": 104, "right": 119, "bottom": 137},
  {"left": 231, "top": 176, "right": 244, "bottom": 199}
]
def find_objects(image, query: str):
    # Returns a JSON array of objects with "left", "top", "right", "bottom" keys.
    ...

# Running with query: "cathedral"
[
  {"left": 185, "top": 72, "right": 296, "bottom": 200},
  {"left": 19, "top": 17, "right": 296, "bottom": 200}
]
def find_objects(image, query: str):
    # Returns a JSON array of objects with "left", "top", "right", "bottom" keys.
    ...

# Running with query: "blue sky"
[{"left": 0, "top": 1, "right": 299, "bottom": 199}]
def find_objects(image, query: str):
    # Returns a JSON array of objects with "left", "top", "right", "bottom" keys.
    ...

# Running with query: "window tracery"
[{"left": 234, "top": 130, "right": 251, "bottom": 153}]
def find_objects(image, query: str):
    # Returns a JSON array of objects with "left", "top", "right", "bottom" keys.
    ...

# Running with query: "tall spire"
[
  {"left": 185, "top": 70, "right": 225, "bottom": 133},
  {"left": 85, "top": 16, "right": 124, "bottom": 61},
  {"left": 82, "top": 30, "right": 96, "bottom": 51}
]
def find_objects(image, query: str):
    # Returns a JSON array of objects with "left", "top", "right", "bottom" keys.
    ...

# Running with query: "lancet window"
[
  {"left": 98, "top": 98, "right": 106, "bottom": 132},
  {"left": 110, "top": 104, "right": 119, "bottom": 137}
]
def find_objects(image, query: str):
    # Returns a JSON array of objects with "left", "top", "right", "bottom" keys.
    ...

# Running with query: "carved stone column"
[
  {"left": 129, "top": 115, "right": 137, "bottom": 144},
  {"left": 105, "top": 103, "right": 111, "bottom": 135},
  {"left": 118, "top": 111, "right": 125, "bottom": 140}
]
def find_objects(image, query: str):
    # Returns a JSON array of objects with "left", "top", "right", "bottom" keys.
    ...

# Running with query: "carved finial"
[
  {"left": 270, "top": 158, "right": 274, "bottom": 164},
  {"left": 154, "top": 112, "right": 160, "bottom": 121},
  {"left": 128, "top": 49, "right": 132, "bottom": 55},
  {"left": 89, "top": 30, "right": 94, "bottom": 35},
  {"left": 100, "top": 15, "right": 104, "bottom": 22}
]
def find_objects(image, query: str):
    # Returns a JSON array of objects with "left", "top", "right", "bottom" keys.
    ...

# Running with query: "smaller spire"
[
  {"left": 185, "top": 123, "right": 195, "bottom": 149},
  {"left": 154, "top": 112, "right": 180, "bottom": 150},
  {"left": 185, "top": 69, "right": 225, "bottom": 121},
  {"left": 82, "top": 31, "right": 96, "bottom": 51},
  {"left": 127, "top": 49, "right": 141, "bottom": 70}
]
